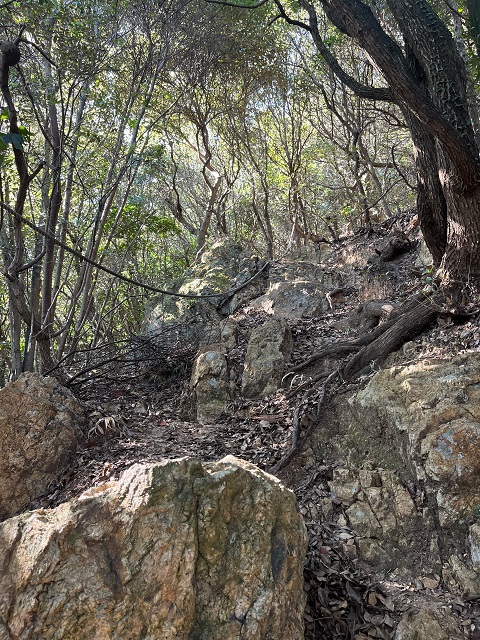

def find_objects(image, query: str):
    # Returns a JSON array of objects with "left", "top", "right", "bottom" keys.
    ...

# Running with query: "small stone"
[{"left": 422, "top": 576, "right": 439, "bottom": 589}]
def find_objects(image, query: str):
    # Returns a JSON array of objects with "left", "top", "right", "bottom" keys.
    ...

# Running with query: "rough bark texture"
[
  {"left": 401, "top": 50, "right": 447, "bottom": 266},
  {"left": 0, "top": 457, "right": 306, "bottom": 640},
  {"left": 343, "top": 294, "right": 440, "bottom": 379},
  {"left": 314, "top": 0, "right": 480, "bottom": 287}
]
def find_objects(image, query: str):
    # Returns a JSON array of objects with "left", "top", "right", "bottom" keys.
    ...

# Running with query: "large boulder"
[
  {"left": 250, "top": 257, "right": 343, "bottom": 319},
  {"left": 0, "top": 456, "right": 307, "bottom": 640},
  {"left": 0, "top": 373, "right": 84, "bottom": 520},
  {"left": 330, "top": 353, "right": 480, "bottom": 590},
  {"left": 349, "top": 354, "right": 480, "bottom": 525},
  {"left": 242, "top": 317, "right": 293, "bottom": 399}
]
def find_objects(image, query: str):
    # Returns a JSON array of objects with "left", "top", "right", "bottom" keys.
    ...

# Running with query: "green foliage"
[
  {"left": 105, "top": 202, "right": 181, "bottom": 250},
  {"left": 0, "top": 0, "right": 420, "bottom": 374}
]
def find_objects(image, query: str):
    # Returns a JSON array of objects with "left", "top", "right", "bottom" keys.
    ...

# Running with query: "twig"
[
  {"left": 270, "top": 368, "right": 340, "bottom": 474},
  {"left": 325, "top": 287, "right": 344, "bottom": 311},
  {"left": 286, "top": 371, "right": 327, "bottom": 400}
]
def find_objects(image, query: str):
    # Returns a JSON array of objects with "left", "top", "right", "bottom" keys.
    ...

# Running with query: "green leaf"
[
  {"left": 2, "top": 133, "right": 24, "bottom": 150},
  {"left": 18, "top": 126, "right": 32, "bottom": 142}
]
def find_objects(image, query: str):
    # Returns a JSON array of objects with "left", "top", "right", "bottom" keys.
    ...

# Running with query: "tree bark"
[{"left": 310, "top": 0, "right": 480, "bottom": 286}]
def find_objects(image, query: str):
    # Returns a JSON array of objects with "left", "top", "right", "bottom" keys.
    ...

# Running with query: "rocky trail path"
[{"left": 29, "top": 224, "right": 480, "bottom": 639}]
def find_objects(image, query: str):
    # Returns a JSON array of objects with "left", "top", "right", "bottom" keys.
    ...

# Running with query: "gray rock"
[
  {"left": 250, "top": 264, "right": 343, "bottom": 319},
  {"left": 470, "top": 522, "right": 480, "bottom": 568},
  {"left": 191, "top": 319, "right": 238, "bottom": 423},
  {"left": 191, "top": 344, "right": 230, "bottom": 423},
  {"left": 330, "top": 466, "right": 417, "bottom": 564},
  {"left": 242, "top": 318, "right": 293, "bottom": 399}
]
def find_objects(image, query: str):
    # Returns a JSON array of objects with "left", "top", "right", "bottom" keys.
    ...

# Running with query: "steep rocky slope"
[{"left": 4, "top": 218, "right": 480, "bottom": 639}]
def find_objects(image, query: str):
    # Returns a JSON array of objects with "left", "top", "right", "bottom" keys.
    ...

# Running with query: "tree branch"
[
  {"left": 320, "top": 0, "right": 480, "bottom": 185},
  {"left": 204, "top": 0, "right": 269, "bottom": 8}
]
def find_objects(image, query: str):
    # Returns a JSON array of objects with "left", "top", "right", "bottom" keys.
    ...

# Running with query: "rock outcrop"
[
  {"left": 394, "top": 607, "right": 463, "bottom": 640},
  {"left": 350, "top": 354, "right": 480, "bottom": 525},
  {"left": 144, "top": 239, "right": 268, "bottom": 334},
  {"left": 0, "top": 373, "right": 84, "bottom": 520},
  {"left": 190, "top": 319, "right": 238, "bottom": 423},
  {"left": 242, "top": 317, "right": 293, "bottom": 399},
  {"left": 250, "top": 256, "right": 343, "bottom": 319},
  {"left": 330, "top": 466, "right": 418, "bottom": 565},
  {"left": 329, "top": 353, "right": 480, "bottom": 591},
  {"left": 0, "top": 456, "right": 306, "bottom": 640}
]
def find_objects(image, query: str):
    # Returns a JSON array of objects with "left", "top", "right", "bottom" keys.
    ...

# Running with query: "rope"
[{"left": 1, "top": 202, "right": 270, "bottom": 301}]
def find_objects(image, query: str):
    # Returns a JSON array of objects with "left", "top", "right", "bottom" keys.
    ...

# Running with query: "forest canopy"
[{"left": 0, "top": 0, "right": 477, "bottom": 382}]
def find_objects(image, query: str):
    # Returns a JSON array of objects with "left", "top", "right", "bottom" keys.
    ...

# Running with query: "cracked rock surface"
[{"left": 0, "top": 456, "right": 306, "bottom": 640}]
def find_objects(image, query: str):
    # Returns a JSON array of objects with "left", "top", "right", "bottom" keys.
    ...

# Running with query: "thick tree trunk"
[
  {"left": 439, "top": 180, "right": 480, "bottom": 286},
  {"left": 318, "top": 0, "right": 480, "bottom": 288},
  {"left": 401, "top": 118, "right": 448, "bottom": 266}
]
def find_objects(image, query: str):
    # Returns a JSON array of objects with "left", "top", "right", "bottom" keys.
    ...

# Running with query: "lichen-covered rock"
[
  {"left": 331, "top": 354, "right": 480, "bottom": 589},
  {"left": 0, "top": 373, "right": 84, "bottom": 520},
  {"left": 350, "top": 354, "right": 480, "bottom": 525},
  {"left": 145, "top": 239, "right": 266, "bottom": 331},
  {"left": 250, "top": 259, "right": 343, "bottom": 319},
  {"left": 191, "top": 344, "right": 230, "bottom": 423},
  {"left": 191, "top": 319, "right": 238, "bottom": 423},
  {"left": 242, "top": 317, "right": 293, "bottom": 399},
  {"left": 0, "top": 456, "right": 306, "bottom": 640}
]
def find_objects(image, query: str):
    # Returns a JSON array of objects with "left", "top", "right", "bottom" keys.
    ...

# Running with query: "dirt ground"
[{"left": 29, "top": 224, "right": 480, "bottom": 639}]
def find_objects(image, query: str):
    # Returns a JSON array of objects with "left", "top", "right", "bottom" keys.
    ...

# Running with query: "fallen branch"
[{"left": 271, "top": 368, "right": 340, "bottom": 474}]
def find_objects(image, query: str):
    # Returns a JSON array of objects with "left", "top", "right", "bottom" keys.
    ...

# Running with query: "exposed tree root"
[
  {"left": 271, "top": 368, "right": 340, "bottom": 474},
  {"left": 291, "top": 293, "right": 442, "bottom": 377},
  {"left": 276, "top": 292, "right": 444, "bottom": 473},
  {"left": 342, "top": 292, "right": 442, "bottom": 379}
]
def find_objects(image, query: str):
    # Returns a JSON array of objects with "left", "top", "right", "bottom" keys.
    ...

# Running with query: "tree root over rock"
[
  {"left": 343, "top": 292, "right": 441, "bottom": 379},
  {"left": 273, "top": 292, "right": 443, "bottom": 473}
]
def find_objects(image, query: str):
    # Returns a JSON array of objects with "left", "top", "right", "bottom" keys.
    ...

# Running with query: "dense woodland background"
[{"left": 0, "top": 0, "right": 478, "bottom": 384}]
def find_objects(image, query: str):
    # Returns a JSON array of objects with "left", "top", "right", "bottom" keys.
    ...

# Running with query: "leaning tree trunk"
[
  {"left": 403, "top": 112, "right": 448, "bottom": 267},
  {"left": 401, "top": 43, "right": 448, "bottom": 267},
  {"left": 438, "top": 166, "right": 480, "bottom": 288},
  {"left": 387, "top": 0, "right": 480, "bottom": 287},
  {"left": 320, "top": 0, "right": 480, "bottom": 290}
]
